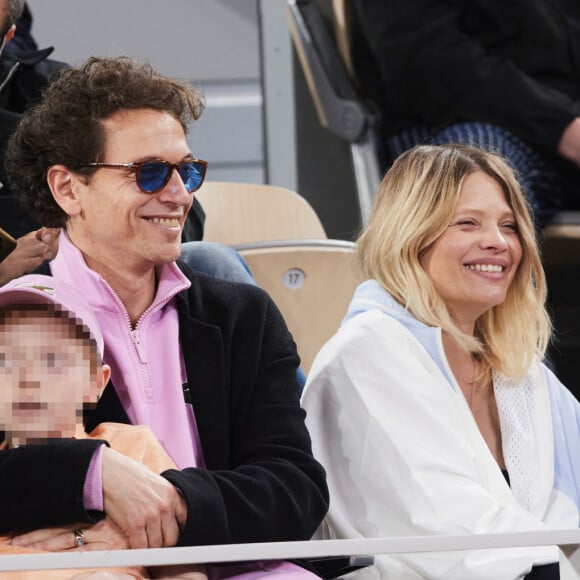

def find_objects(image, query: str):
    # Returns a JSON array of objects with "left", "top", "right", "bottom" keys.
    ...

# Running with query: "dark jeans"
[{"left": 385, "top": 122, "right": 580, "bottom": 229}]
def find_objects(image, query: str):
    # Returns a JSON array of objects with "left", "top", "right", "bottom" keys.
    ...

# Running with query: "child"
[{"left": 0, "top": 274, "right": 207, "bottom": 580}]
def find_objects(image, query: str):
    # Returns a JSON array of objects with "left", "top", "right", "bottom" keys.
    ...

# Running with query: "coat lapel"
[{"left": 176, "top": 292, "right": 230, "bottom": 471}]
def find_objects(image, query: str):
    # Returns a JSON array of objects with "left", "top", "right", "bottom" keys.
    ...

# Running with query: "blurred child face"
[{"left": 0, "top": 311, "right": 107, "bottom": 446}]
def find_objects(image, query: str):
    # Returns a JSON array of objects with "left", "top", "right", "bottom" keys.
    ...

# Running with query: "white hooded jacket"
[{"left": 302, "top": 280, "right": 580, "bottom": 579}]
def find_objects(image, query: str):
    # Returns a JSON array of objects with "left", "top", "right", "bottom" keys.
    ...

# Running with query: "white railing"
[{"left": 1, "top": 530, "right": 579, "bottom": 574}]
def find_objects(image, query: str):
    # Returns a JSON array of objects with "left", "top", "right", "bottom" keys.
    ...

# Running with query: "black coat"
[
  {"left": 0, "top": 48, "right": 64, "bottom": 237},
  {"left": 0, "top": 108, "right": 36, "bottom": 238},
  {"left": 0, "top": 262, "right": 329, "bottom": 545}
]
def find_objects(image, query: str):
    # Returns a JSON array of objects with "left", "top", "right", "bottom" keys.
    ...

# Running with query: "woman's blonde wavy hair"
[{"left": 357, "top": 144, "right": 551, "bottom": 380}]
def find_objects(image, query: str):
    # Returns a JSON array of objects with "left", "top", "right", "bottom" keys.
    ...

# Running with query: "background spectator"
[{"left": 351, "top": 0, "right": 580, "bottom": 229}]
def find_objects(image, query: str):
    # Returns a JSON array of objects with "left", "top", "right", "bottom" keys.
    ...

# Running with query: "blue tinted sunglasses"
[{"left": 83, "top": 158, "right": 208, "bottom": 194}]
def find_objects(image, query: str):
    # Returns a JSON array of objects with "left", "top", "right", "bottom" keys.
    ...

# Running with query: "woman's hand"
[
  {"left": 10, "top": 517, "right": 129, "bottom": 552},
  {"left": 0, "top": 227, "right": 61, "bottom": 286}
]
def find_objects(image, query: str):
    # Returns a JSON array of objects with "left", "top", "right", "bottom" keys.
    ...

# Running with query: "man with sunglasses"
[
  {"left": 0, "top": 2, "right": 253, "bottom": 291},
  {"left": 1, "top": 56, "right": 328, "bottom": 575}
]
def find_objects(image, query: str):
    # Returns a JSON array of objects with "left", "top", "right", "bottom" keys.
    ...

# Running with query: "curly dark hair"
[{"left": 5, "top": 56, "right": 205, "bottom": 226}]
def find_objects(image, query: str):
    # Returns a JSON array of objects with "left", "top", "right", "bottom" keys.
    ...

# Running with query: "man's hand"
[
  {"left": 558, "top": 117, "right": 580, "bottom": 166},
  {"left": 102, "top": 447, "right": 187, "bottom": 549}
]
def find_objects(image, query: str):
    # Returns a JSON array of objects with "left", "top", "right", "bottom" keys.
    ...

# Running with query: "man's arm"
[
  {"left": 0, "top": 439, "right": 104, "bottom": 533},
  {"left": 164, "top": 283, "right": 329, "bottom": 546}
]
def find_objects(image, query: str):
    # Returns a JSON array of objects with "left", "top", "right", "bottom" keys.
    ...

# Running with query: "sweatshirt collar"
[{"left": 50, "top": 230, "right": 191, "bottom": 324}]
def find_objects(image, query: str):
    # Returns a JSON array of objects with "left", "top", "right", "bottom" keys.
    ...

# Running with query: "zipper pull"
[{"left": 131, "top": 329, "right": 147, "bottom": 363}]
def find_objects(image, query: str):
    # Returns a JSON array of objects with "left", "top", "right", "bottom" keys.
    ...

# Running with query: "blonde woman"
[{"left": 302, "top": 144, "right": 580, "bottom": 579}]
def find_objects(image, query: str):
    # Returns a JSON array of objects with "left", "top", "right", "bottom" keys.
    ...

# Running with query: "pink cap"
[{"left": 0, "top": 274, "right": 104, "bottom": 358}]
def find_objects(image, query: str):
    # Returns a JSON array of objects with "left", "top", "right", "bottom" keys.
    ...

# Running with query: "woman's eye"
[{"left": 502, "top": 222, "right": 518, "bottom": 231}]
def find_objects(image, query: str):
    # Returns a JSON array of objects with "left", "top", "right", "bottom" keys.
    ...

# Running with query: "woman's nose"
[{"left": 480, "top": 226, "right": 508, "bottom": 251}]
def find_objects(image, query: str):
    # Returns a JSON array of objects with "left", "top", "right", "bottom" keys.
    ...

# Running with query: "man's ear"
[{"left": 46, "top": 165, "right": 85, "bottom": 218}]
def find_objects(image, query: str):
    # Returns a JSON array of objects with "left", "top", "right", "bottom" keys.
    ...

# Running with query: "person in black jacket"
[
  {"left": 351, "top": 0, "right": 580, "bottom": 228},
  {"left": 1, "top": 56, "right": 328, "bottom": 573},
  {"left": 0, "top": 1, "right": 66, "bottom": 115},
  {"left": 0, "top": 1, "right": 62, "bottom": 281}
]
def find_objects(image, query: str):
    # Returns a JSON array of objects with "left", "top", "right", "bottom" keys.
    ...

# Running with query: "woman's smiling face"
[{"left": 420, "top": 170, "right": 523, "bottom": 332}]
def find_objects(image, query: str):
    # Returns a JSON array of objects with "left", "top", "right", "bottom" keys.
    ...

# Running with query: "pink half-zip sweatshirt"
[
  {"left": 51, "top": 232, "right": 203, "bottom": 509},
  {"left": 54, "top": 232, "right": 315, "bottom": 579}
]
